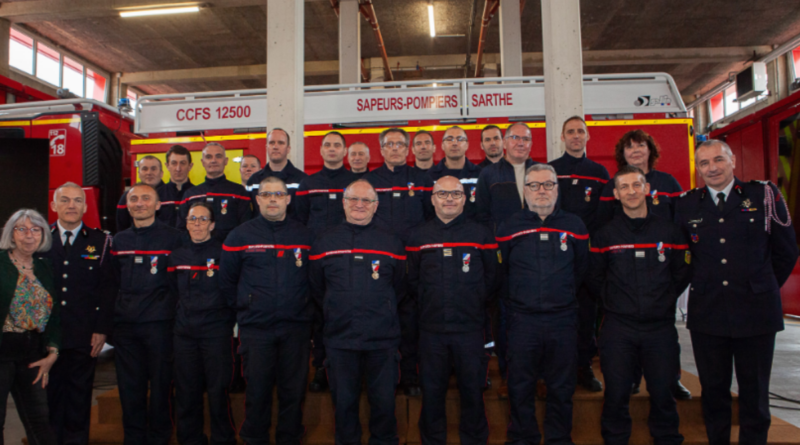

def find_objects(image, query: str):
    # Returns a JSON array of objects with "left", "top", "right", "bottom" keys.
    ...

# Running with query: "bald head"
[{"left": 432, "top": 175, "right": 465, "bottom": 223}]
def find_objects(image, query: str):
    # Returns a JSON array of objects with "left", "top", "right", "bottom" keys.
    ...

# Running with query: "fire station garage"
[{"left": 0, "top": 1, "right": 799, "bottom": 444}]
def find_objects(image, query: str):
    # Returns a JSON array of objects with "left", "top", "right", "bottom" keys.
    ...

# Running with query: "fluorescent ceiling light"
[
  {"left": 428, "top": 4, "right": 436, "bottom": 37},
  {"left": 120, "top": 6, "right": 200, "bottom": 17}
]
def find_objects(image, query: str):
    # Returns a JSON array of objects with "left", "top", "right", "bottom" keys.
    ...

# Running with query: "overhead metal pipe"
[
  {"left": 474, "top": 0, "right": 499, "bottom": 77},
  {"left": 359, "top": 0, "right": 394, "bottom": 81}
]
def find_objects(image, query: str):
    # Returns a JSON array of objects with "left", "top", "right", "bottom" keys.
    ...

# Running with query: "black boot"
[
  {"left": 674, "top": 380, "right": 692, "bottom": 400},
  {"left": 308, "top": 367, "right": 329, "bottom": 393},
  {"left": 399, "top": 378, "right": 422, "bottom": 397},
  {"left": 577, "top": 365, "right": 603, "bottom": 392},
  {"left": 631, "top": 382, "right": 640, "bottom": 395}
]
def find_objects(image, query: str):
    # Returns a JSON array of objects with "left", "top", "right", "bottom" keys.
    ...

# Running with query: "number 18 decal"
[{"left": 49, "top": 129, "right": 67, "bottom": 157}]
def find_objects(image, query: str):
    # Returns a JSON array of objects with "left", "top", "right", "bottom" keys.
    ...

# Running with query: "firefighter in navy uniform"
[
  {"left": 294, "top": 131, "right": 356, "bottom": 393},
  {"left": 495, "top": 164, "right": 589, "bottom": 445},
  {"left": 308, "top": 179, "right": 406, "bottom": 445},
  {"left": 427, "top": 127, "right": 483, "bottom": 220},
  {"left": 116, "top": 155, "right": 168, "bottom": 232},
  {"left": 179, "top": 143, "right": 251, "bottom": 241},
  {"left": 246, "top": 128, "right": 308, "bottom": 216},
  {"left": 365, "top": 127, "right": 433, "bottom": 396},
  {"left": 587, "top": 166, "right": 691, "bottom": 445},
  {"left": 597, "top": 130, "right": 683, "bottom": 227},
  {"left": 411, "top": 130, "right": 436, "bottom": 172},
  {"left": 44, "top": 182, "right": 114, "bottom": 445},
  {"left": 477, "top": 125, "right": 504, "bottom": 168},
  {"left": 675, "top": 140, "right": 798, "bottom": 445},
  {"left": 111, "top": 183, "right": 182, "bottom": 445},
  {"left": 162, "top": 145, "right": 196, "bottom": 227},
  {"left": 168, "top": 202, "right": 236, "bottom": 445},
  {"left": 220, "top": 176, "right": 315, "bottom": 445},
  {"left": 475, "top": 122, "right": 538, "bottom": 397},
  {"left": 347, "top": 142, "right": 371, "bottom": 178},
  {"left": 406, "top": 176, "right": 498, "bottom": 445},
  {"left": 548, "top": 116, "right": 610, "bottom": 392}
]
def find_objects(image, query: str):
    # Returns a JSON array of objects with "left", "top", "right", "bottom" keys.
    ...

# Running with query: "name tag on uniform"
[
  {"left": 354, "top": 255, "right": 364, "bottom": 262},
  {"left": 329, "top": 193, "right": 336, "bottom": 200},
  {"left": 635, "top": 251, "right": 645, "bottom": 258},
  {"left": 572, "top": 179, "right": 578, "bottom": 185},
  {"left": 393, "top": 192, "right": 401, "bottom": 198},
  {"left": 206, "top": 197, "right": 214, "bottom": 202},
  {"left": 540, "top": 233, "right": 549, "bottom": 241},
  {"left": 443, "top": 248, "right": 453, "bottom": 257},
  {"left": 134, "top": 256, "right": 143, "bottom": 263}
]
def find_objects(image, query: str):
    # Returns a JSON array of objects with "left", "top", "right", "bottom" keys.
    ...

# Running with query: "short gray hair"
[
  {"left": 525, "top": 163, "right": 557, "bottom": 182},
  {"left": 348, "top": 141, "right": 371, "bottom": 156},
  {"left": 202, "top": 142, "right": 227, "bottom": 156},
  {"left": 695, "top": 139, "right": 734, "bottom": 160},
  {"left": 53, "top": 182, "right": 85, "bottom": 203},
  {"left": 0, "top": 209, "right": 52, "bottom": 252},
  {"left": 378, "top": 128, "right": 409, "bottom": 148}
]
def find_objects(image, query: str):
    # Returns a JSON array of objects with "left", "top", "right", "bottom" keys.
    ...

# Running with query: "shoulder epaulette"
[{"left": 749, "top": 179, "right": 771, "bottom": 186}]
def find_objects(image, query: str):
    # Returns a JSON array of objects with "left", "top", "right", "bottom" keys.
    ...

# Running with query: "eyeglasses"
[
  {"left": 442, "top": 136, "right": 468, "bottom": 143},
  {"left": 433, "top": 190, "right": 464, "bottom": 199},
  {"left": 506, "top": 135, "right": 532, "bottom": 143},
  {"left": 525, "top": 181, "right": 557, "bottom": 191},
  {"left": 257, "top": 191, "right": 289, "bottom": 198},
  {"left": 343, "top": 196, "right": 378, "bottom": 205},
  {"left": 382, "top": 142, "right": 407, "bottom": 149},
  {"left": 13, "top": 227, "right": 43, "bottom": 235},
  {"left": 187, "top": 216, "right": 212, "bottom": 225}
]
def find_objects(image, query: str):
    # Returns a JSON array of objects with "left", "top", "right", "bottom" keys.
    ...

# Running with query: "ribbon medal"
[
  {"left": 462, "top": 253, "right": 471, "bottom": 273},
  {"left": 221, "top": 199, "right": 228, "bottom": 215},
  {"left": 407, "top": 182, "right": 415, "bottom": 197},
  {"left": 207, "top": 258, "right": 215, "bottom": 277},
  {"left": 150, "top": 256, "right": 158, "bottom": 275},
  {"left": 470, "top": 187, "right": 476, "bottom": 203},
  {"left": 651, "top": 190, "right": 659, "bottom": 205},
  {"left": 657, "top": 242, "right": 666, "bottom": 262},
  {"left": 294, "top": 248, "right": 303, "bottom": 267},
  {"left": 560, "top": 232, "right": 568, "bottom": 251},
  {"left": 584, "top": 187, "right": 592, "bottom": 202},
  {"left": 691, "top": 233, "right": 699, "bottom": 243},
  {"left": 371, "top": 260, "right": 380, "bottom": 280}
]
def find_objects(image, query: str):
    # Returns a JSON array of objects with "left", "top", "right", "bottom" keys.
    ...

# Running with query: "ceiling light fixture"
[
  {"left": 120, "top": 6, "right": 200, "bottom": 18},
  {"left": 428, "top": 4, "right": 436, "bottom": 37}
]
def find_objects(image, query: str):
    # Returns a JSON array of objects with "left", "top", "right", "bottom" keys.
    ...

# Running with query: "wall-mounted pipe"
[
  {"left": 359, "top": 0, "right": 394, "bottom": 81},
  {"left": 474, "top": 0, "right": 499, "bottom": 77}
]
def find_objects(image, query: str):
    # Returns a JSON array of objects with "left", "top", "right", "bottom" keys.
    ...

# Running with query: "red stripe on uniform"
[
  {"left": 111, "top": 250, "right": 172, "bottom": 255},
  {"left": 557, "top": 175, "right": 609, "bottom": 184},
  {"left": 495, "top": 227, "right": 589, "bottom": 242},
  {"left": 181, "top": 193, "right": 251, "bottom": 205},
  {"left": 308, "top": 249, "right": 406, "bottom": 261},
  {"left": 374, "top": 187, "right": 434, "bottom": 192},
  {"left": 590, "top": 243, "right": 689, "bottom": 253},
  {"left": 167, "top": 265, "right": 220, "bottom": 272},
  {"left": 405, "top": 242, "right": 499, "bottom": 252},
  {"left": 116, "top": 204, "right": 127, "bottom": 209},
  {"left": 600, "top": 196, "right": 615, "bottom": 201},
  {"left": 295, "top": 189, "right": 345, "bottom": 196},
  {"left": 653, "top": 191, "right": 682, "bottom": 198},
  {"left": 222, "top": 244, "right": 311, "bottom": 252}
]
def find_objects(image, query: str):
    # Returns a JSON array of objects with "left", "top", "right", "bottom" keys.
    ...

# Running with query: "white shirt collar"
[
  {"left": 57, "top": 220, "right": 83, "bottom": 245},
  {"left": 707, "top": 179, "right": 735, "bottom": 205}
]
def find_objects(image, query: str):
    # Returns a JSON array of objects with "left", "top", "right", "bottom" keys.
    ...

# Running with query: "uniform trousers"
[
  {"left": 576, "top": 285, "right": 598, "bottom": 369},
  {"left": 47, "top": 347, "right": 96, "bottom": 445}
]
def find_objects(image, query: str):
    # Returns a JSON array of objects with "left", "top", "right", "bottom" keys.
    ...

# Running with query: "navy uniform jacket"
[
  {"left": 43, "top": 225, "right": 114, "bottom": 350},
  {"left": 587, "top": 212, "right": 691, "bottom": 330},
  {"left": 159, "top": 181, "right": 195, "bottom": 227},
  {"left": 246, "top": 160, "right": 308, "bottom": 217},
  {"left": 179, "top": 175, "right": 251, "bottom": 241},
  {"left": 219, "top": 216, "right": 315, "bottom": 331},
  {"left": 674, "top": 179, "right": 799, "bottom": 337},
  {"left": 309, "top": 221, "right": 406, "bottom": 350},
  {"left": 496, "top": 207, "right": 589, "bottom": 314},
  {"left": 294, "top": 166, "right": 357, "bottom": 235},
  {"left": 406, "top": 213, "right": 498, "bottom": 333},
  {"left": 427, "top": 158, "right": 483, "bottom": 220},
  {"left": 477, "top": 158, "right": 494, "bottom": 169},
  {"left": 168, "top": 238, "right": 235, "bottom": 339},
  {"left": 111, "top": 220, "right": 182, "bottom": 323},
  {"left": 549, "top": 153, "right": 610, "bottom": 235},
  {"left": 351, "top": 169, "right": 370, "bottom": 179},
  {"left": 597, "top": 169, "right": 682, "bottom": 228},
  {"left": 476, "top": 157, "right": 538, "bottom": 232},
  {"left": 365, "top": 164, "right": 434, "bottom": 244}
]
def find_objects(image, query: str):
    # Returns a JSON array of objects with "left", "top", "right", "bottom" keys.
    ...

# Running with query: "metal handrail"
[{"left": 0, "top": 98, "right": 127, "bottom": 117}]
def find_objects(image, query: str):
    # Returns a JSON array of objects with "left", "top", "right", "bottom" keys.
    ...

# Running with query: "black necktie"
[
  {"left": 717, "top": 192, "right": 725, "bottom": 213},
  {"left": 64, "top": 231, "right": 73, "bottom": 255}
]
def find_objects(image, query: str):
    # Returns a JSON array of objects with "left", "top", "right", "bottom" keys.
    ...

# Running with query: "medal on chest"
[
  {"left": 657, "top": 242, "right": 666, "bottom": 262},
  {"left": 150, "top": 255, "right": 159, "bottom": 274},
  {"left": 470, "top": 186, "right": 476, "bottom": 203},
  {"left": 462, "top": 253, "right": 470, "bottom": 273},
  {"left": 207, "top": 258, "right": 215, "bottom": 277},
  {"left": 560, "top": 232, "right": 568, "bottom": 251},
  {"left": 221, "top": 199, "right": 228, "bottom": 215},
  {"left": 651, "top": 190, "right": 659, "bottom": 205},
  {"left": 584, "top": 186, "right": 592, "bottom": 202},
  {"left": 407, "top": 182, "right": 415, "bottom": 197},
  {"left": 294, "top": 248, "right": 303, "bottom": 267},
  {"left": 371, "top": 260, "right": 380, "bottom": 280}
]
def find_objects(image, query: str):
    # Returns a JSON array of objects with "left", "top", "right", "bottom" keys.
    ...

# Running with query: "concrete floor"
[{"left": 3, "top": 319, "right": 799, "bottom": 443}]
